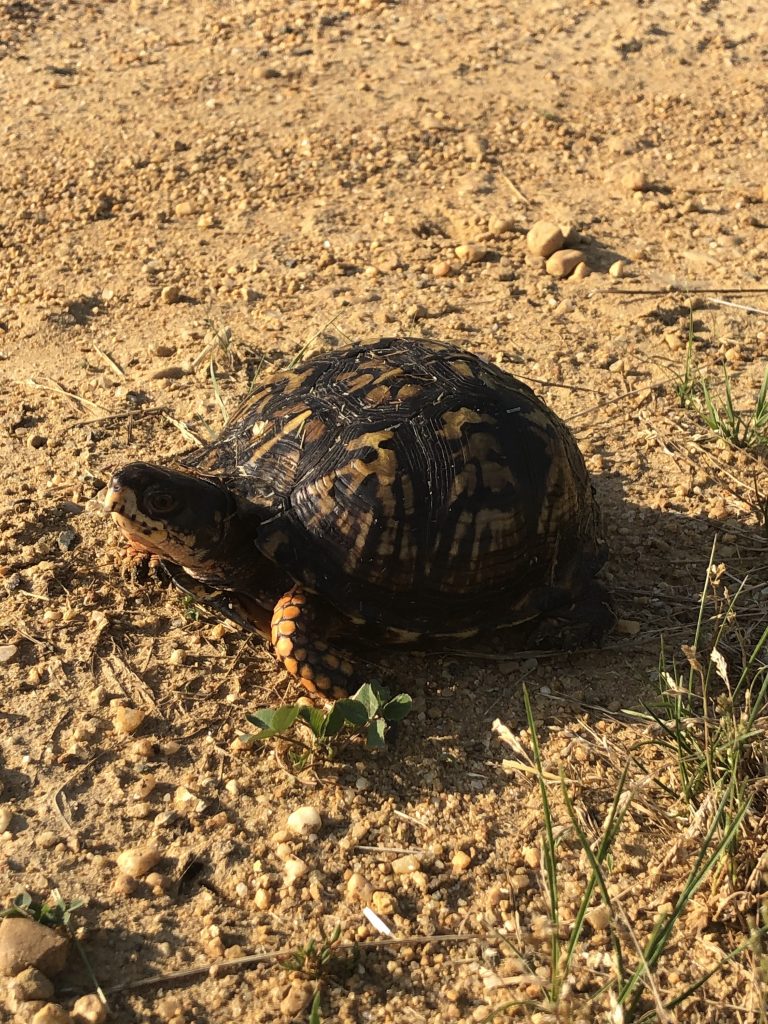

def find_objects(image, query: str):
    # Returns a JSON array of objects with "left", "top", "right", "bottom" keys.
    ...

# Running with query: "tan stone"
[
  {"left": 545, "top": 249, "right": 585, "bottom": 278},
  {"left": 0, "top": 919, "right": 69, "bottom": 978},
  {"left": 526, "top": 220, "right": 564, "bottom": 258}
]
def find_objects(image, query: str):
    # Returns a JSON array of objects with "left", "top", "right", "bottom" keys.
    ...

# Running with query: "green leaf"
[
  {"left": 308, "top": 990, "right": 322, "bottom": 1024},
  {"left": 334, "top": 698, "right": 370, "bottom": 726},
  {"left": 246, "top": 705, "right": 300, "bottom": 733},
  {"left": 322, "top": 702, "right": 349, "bottom": 736},
  {"left": 382, "top": 693, "right": 413, "bottom": 722},
  {"left": 14, "top": 892, "right": 32, "bottom": 913},
  {"left": 353, "top": 683, "right": 380, "bottom": 718},
  {"left": 367, "top": 718, "right": 387, "bottom": 749},
  {"left": 298, "top": 706, "right": 329, "bottom": 738}
]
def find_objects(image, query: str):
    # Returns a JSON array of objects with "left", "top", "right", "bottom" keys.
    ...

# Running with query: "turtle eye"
[{"left": 144, "top": 488, "right": 179, "bottom": 517}]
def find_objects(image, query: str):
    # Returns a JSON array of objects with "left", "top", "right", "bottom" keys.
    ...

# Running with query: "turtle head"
[{"left": 105, "top": 462, "right": 241, "bottom": 580}]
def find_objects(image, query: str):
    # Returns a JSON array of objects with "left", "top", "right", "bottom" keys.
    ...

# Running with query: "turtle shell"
[{"left": 182, "top": 337, "right": 607, "bottom": 638}]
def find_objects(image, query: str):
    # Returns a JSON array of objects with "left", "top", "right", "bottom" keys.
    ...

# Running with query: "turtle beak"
[
  {"left": 104, "top": 472, "right": 141, "bottom": 520},
  {"left": 103, "top": 478, "right": 123, "bottom": 513}
]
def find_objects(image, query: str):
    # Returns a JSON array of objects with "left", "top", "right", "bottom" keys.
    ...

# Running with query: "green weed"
[
  {"left": 243, "top": 682, "right": 412, "bottom": 768},
  {"left": 674, "top": 324, "right": 768, "bottom": 453},
  {"left": 0, "top": 890, "right": 83, "bottom": 927}
]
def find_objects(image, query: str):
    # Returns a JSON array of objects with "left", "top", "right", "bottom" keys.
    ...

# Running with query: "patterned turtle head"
[{"left": 105, "top": 462, "right": 242, "bottom": 580}]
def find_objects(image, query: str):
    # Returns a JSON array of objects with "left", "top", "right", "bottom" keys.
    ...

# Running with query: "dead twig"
[
  {"left": 101, "top": 932, "right": 493, "bottom": 995},
  {"left": 64, "top": 408, "right": 166, "bottom": 432}
]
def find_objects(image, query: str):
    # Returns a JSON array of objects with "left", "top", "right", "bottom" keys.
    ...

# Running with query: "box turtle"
[{"left": 105, "top": 337, "right": 613, "bottom": 697}]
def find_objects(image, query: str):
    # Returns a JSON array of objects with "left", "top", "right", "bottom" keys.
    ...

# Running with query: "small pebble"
[
  {"left": 160, "top": 285, "right": 181, "bottom": 304},
  {"left": 112, "top": 874, "right": 137, "bottom": 896},
  {"left": 13, "top": 1000, "right": 49, "bottom": 1023},
  {"left": 487, "top": 215, "right": 515, "bottom": 236},
  {"left": 0, "top": 644, "right": 17, "bottom": 665},
  {"left": 392, "top": 854, "right": 421, "bottom": 875},
  {"left": 116, "top": 846, "right": 161, "bottom": 879},
  {"left": 621, "top": 168, "right": 648, "bottom": 192},
  {"left": 8, "top": 967, "right": 55, "bottom": 1005},
  {"left": 254, "top": 888, "right": 272, "bottom": 910},
  {"left": 56, "top": 529, "right": 78, "bottom": 552},
  {"left": 586, "top": 905, "right": 612, "bottom": 931},
  {"left": 284, "top": 856, "right": 309, "bottom": 884},
  {"left": 431, "top": 260, "right": 452, "bottom": 278},
  {"left": 371, "top": 890, "right": 397, "bottom": 915},
  {"left": 31, "top": 1004, "right": 73, "bottom": 1024},
  {"left": 464, "top": 132, "right": 488, "bottom": 160},
  {"left": 0, "top": 806, "right": 12, "bottom": 832},
  {"left": 150, "top": 343, "right": 176, "bottom": 357},
  {"left": 451, "top": 850, "right": 472, "bottom": 873},
  {"left": 112, "top": 706, "right": 146, "bottom": 735},
  {"left": 280, "top": 981, "right": 314, "bottom": 1017},
  {"left": 346, "top": 872, "right": 373, "bottom": 903},
  {"left": 664, "top": 331, "right": 683, "bottom": 352},
  {"left": 526, "top": 221, "right": 564, "bottom": 258},
  {"left": 454, "top": 243, "right": 488, "bottom": 264},
  {"left": 286, "top": 806, "right": 322, "bottom": 836},
  {"left": 71, "top": 994, "right": 107, "bottom": 1024},
  {"left": 522, "top": 845, "right": 540, "bottom": 870},
  {"left": 35, "top": 831, "right": 59, "bottom": 850},
  {"left": 615, "top": 618, "right": 641, "bottom": 636},
  {"left": 570, "top": 261, "right": 590, "bottom": 280},
  {"left": 608, "top": 260, "right": 624, "bottom": 278},
  {"left": 545, "top": 249, "right": 584, "bottom": 278}
]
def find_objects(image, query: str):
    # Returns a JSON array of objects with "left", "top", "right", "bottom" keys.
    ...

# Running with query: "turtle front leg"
[{"left": 271, "top": 586, "right": 356, "bottom": 699}]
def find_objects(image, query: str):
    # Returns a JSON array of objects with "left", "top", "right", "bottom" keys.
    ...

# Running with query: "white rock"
[
  {"left": 284, "top": 856, "right": 309, "bottom": 884},
  {"left": 286, "top": 806, "right": 322, "bottom": 836}
]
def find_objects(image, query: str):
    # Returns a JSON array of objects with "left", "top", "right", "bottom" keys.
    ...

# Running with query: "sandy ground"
[{"left": 1, "top": 1, "right": 767, "bottom": 1021}]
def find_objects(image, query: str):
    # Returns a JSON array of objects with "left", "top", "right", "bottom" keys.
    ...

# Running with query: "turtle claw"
[{"left": 116, "top": 542, "right": 162, "bottom": 584}]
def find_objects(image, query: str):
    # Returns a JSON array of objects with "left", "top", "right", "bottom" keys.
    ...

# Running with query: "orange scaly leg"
[{"left": 271, "top": 586, "right": 355, "bottom": 699}]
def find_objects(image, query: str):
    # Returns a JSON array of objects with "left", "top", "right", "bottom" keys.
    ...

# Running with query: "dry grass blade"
[
  {"left": 27, "top": 376, "right": 109, "bottom": 414},
  {"left": 93, "top": 346, "right": 125, "bottom": 377},
  {"left": 163, "top": 413, "right": 208, "bottom": 447}
]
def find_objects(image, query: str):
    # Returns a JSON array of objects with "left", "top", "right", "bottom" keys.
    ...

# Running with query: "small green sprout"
[
  {"left": 0, "top": 890, "right": 84, "bottom": 927},
  {"left": 243, "top": 682, "right": 412, "bottom": 765}
]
